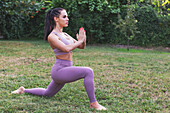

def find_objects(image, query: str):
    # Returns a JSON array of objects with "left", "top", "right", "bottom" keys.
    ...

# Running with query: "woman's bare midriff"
[{"left": 56, "top": 52, "right": 73, "bottom": 61}]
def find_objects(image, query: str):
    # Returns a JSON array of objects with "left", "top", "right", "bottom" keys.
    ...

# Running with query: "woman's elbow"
[{"left": 63, "top": 47, "right": 71, "bottom": 52}]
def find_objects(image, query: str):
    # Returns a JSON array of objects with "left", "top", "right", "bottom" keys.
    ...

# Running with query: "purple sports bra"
[{"left": 52, "top": 32, "right": 74, "bottom": 56}]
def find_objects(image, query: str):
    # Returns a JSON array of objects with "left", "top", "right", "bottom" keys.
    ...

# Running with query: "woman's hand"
[{"left": 76, "top": 27, "right": 86, "bottom": 43}]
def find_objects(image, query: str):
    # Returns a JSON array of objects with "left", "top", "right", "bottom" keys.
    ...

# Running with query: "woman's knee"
[
  {"left": 44, "top": 92, "right": 55, "bottom": 97},
  {"left": 84, "top": 67, "right": 94, "bottom": 78}
]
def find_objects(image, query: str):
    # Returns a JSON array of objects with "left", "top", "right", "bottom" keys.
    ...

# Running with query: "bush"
[
  {"left": 133, "top": 5, "right": 170, "bottom": 46},
  {"left": 0, "top": 0, "right": 43, "bottom": 39},
  {"left": 25, "top": 9, "right": 46, "bottom": 39},
  {"left": 158, "top": 16, "right": 170, "bottom": 46},
  {"left": 1, "top": 0, "right": 169, "bottom": 47},
  {"left": 44, "top": 0, "right": 121, "bottom": 44}
]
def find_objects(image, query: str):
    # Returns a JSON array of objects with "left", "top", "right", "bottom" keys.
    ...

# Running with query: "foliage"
[
  {"left": 0, "top": 0, "right": 44, "bottom": 39},
  {"left": 0, "top": 0, "right": 169, "bottom": 47},
  {"left": 43, "top": 0, "right": 121, "bottom": 43},
  {"left": 152, "top": 0, "right": 170, "bottom": 16},
  {"left": 32, "top": 0, "right": 169, "bottom": 46},
  {"left": 25, "top": 9, "right": 46, "bottom": 39},
  {"left": 133, "top": 5, "right": 170, "bottom": 46},
  {"left": 0, "top": 41, "right": 169, "bottom": 112},
  {"left": 113, "top": 6, "right": 139, "bottom": 50},
  {"left": 137, "top": 0, "right": 170, "bottom": 16}
]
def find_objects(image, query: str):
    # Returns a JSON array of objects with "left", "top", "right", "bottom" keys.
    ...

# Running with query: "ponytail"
[
  {"left": 44, "top": 8, "right": 65, "bottom": 40},
  {"left": 44, "top": 9, "right": 53, "bottom": 40}
]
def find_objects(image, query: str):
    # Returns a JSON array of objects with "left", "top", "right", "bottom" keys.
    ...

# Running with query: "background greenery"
[
  {"left": 0, "top": 40, "right": 169, "bottom": 112},
  {"left": 0, "top": 0, "right": 170, "bottom": 47},
  {"left": 0, "top": 0, "right": 44, "bottom": 39},
  {"left": 1, "top": 1, "right": 169, "bottom": 112}
]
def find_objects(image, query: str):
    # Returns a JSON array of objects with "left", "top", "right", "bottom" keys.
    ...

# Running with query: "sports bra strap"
[{"left": 51, "top": 32, "right": 65, "bottom": 42}]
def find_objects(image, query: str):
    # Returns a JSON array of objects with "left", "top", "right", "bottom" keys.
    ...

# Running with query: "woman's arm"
[
  {"left": 76, "top": 32, "right": 86, "bottom": 49},
  {"left": 78, "top": 40, "right": 86, "bottom": 49},
  {"left": 48, "top": 28, "right": 85, "bottom": 52},
  {"left": 48, "top": 33, "right": 84, "bottom": 52},
  {"left": 64, "top": 31, "right": 86, "bottom": 49}
]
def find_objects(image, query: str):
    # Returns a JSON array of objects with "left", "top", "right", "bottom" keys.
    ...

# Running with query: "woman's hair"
[{"left": 44, "top": 8, "right": 65, "bottom": 40}]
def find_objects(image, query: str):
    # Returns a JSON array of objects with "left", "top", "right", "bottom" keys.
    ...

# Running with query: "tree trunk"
[
  {"left": 0, "top": 31, "right": 4, "bottom": 39},
  {"left": 127, "top": 39, "right": 130, "bottom": 51},
  {"left": 150, "top": 0, "right": 152, "bottom": 5}
]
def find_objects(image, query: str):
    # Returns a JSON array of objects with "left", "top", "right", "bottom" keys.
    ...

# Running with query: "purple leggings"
[{"left": 24, "top": 59, "right": 96, "bottom": 103}]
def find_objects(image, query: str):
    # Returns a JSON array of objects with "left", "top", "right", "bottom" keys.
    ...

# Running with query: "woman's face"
[{"left": 57, "top": 10, "right": 69, "bottom": 27}]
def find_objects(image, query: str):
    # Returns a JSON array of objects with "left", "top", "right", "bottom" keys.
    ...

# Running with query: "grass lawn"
[{"left": 0, "top": 40, "right": 169, "bottom": 112}]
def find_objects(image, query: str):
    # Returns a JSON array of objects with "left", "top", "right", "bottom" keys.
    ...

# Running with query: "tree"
[
  {"left": 152, "top": 0, "right": 170, "bottom": 16},
  {"left": 0, "top": 0, "right": 44, "bottom": 39},
  {"left": 113, "top": 5, "right": 139, "bottom": 51}
]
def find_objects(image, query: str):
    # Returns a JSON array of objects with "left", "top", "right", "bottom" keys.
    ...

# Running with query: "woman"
[{"left": 12, "top": 8, "right": 106, "bottom": 110}]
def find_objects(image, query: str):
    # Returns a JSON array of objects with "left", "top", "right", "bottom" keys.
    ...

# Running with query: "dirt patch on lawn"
[
  {"left": 112, "top": 45, "right": 170, "bottom": 52},
  {"left": 88, "top": 44, "right": 170, "bottom": 52}
]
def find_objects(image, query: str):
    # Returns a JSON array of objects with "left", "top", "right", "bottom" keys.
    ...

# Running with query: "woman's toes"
[
  {"left": 90, "top": 103, "right": 107, "bottom": 110},
  {"left": 11, "top": 86, "right": 25, "bottom": 94}
]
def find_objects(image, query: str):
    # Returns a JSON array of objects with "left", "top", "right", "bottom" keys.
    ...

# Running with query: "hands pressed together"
[{"left": 76, "top": 27, "right": 86, "bottom": 43}]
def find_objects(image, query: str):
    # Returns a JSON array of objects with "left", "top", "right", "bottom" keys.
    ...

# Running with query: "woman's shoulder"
[{"left": 48, "top": 33, "right": 60, "bottom": 41}]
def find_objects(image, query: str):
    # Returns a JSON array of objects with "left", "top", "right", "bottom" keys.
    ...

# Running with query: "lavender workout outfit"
[{"left": 24, "top": 32, "right": 96, "bottom": 103}]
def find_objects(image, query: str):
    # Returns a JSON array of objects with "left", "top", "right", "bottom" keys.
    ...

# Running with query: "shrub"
[
  {"left": 113, "top": 5, "right": 139, "bottom": 50},
  {"left": 0, "top": 0, "right": 43, "bottom": 39},
  {"left": 44, "top": 0, "right": 121, "bottom": 44},
  {"left": 133, "top": 5, "right": 170, "bottom": 46},
  {"left": 1, "top": 0, "right": 169, "bottom": 47},
  {"left": 25, "top": 9, "right": 46, "bottom": 39}
]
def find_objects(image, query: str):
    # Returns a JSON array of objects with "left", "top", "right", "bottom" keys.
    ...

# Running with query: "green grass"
[{"left": 0, "top": 40, "right": 169, "bottom": 112}]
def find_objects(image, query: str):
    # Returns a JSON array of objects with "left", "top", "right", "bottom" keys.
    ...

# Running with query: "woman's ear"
[{"left": 54, "top": 17, "right": 58, "bottom": 22}]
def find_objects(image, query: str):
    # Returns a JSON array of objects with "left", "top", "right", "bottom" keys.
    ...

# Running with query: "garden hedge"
[{"left": 0, "top": 0, "right": 169, "bottom": 47}]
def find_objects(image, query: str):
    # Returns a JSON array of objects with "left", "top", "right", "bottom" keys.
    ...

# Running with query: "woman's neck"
[{"left": 53, "top": 25, "right": 63, "bottom": 33}]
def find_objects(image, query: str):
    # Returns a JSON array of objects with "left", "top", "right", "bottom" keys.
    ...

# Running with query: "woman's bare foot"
[
  {"left": 90, "top": 101, "right": 107, "bottom": 110},
  {"left": 11, "top": 86, "right": 25, "bottom": 94}
]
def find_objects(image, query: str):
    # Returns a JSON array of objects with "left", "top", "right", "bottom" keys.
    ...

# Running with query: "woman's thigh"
[{"left": 52, "top": 66, "right": 93, "bottom": 84}]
